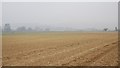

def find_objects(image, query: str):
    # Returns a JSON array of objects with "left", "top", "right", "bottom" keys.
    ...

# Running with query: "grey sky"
[
  {"left": 2, "top": 2, "right": 118, "bottom": 30},
  {"left": 0, "top": 2, "right": 1, "bottom": 27},
  {"left": 2, "top": 0, "right": 119, "bottom": 2}
]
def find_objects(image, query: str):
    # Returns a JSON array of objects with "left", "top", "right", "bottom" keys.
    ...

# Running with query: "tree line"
[{"left": 1, "top": 24, "right": 119, "bottom": 32}]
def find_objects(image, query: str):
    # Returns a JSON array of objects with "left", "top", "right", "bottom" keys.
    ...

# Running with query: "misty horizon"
[{"left": 2, "top": 2, "right": 118, "bottom": 30}]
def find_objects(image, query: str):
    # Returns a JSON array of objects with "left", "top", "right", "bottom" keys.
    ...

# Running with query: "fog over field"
[
  {"left": 2, "top": 1, "right": 119, "bottom": 66},
  {"left": 2, "top": 2, "right": 118, "bottom": 31}
]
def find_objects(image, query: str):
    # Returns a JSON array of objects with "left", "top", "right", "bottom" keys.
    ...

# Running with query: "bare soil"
[{"left": 2, "top": 32, "right": 118, "bottom": 66}]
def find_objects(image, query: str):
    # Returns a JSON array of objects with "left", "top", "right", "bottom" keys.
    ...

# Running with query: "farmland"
[
  {"left": 2, "top": 32, "right": 118, "bottom": 66},
  {"left": 0, "top": 35, "right": 1, "bottom": 67}
]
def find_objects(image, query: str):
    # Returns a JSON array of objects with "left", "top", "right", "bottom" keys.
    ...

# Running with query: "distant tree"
[
  {"left": 104, "top": 28, "right": 108, "bottom": 31},
  {"left": 27, "top": 27, "right": 33, "bottom": 32},
  {"left": 0, "top": 26, "right": 1, "bottom": 31},
  {"left": 115, "top": 27, "right": 118, "bottom": 31},
  {"left": 0, "top": 26, "right": 1, "bottom": 33},
  {"left": 45, "top": 28, "right": 50, "bottom": 32},
  {"left": 34, "top": 27, "right": 43, "bottom": 32},
  {"left": 4, "top": 24, "right": 11, "bottom": 32},
  {"left": 16, "top": 26, "right": 26, "bottom": 32}
]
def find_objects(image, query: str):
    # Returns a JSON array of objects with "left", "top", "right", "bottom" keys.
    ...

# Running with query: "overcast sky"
[
  {"left": 2, "top": 2, "right": 118, "bottom": 30},
  {"left": 2, "top": 0, "right": 119, "bottom": 2},
  {"left": 0, "top": 2, "right": 1, "bottom": 28}
]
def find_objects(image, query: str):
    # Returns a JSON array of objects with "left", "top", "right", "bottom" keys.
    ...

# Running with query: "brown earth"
[
  {"left": 0, "top": 36, "right": 2, "bottom": 67},
  {"left": 2, "top": 32, "right": 118, "bottom": 66}
]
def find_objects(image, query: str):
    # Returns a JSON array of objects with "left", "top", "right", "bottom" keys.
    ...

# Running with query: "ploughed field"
[
  {"left": 0, "top": 36, "right": 2, "bottom": 67},
  {"left": 2, "top": 32, "right": 118, "bottom": 66}
]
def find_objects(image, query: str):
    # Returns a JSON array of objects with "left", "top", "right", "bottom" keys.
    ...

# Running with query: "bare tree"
[
  {"left": 16, "top": 26, "right": 26, "bottom": 32},
  {"left": 104, "top": 28, "right": 108, "bottom": 31},
  {"left": 27, "top": 27, "right": 33, "bottom": 32},
  {"left": 4, "top": 24, "right": 11, "bottom": 32},
  {"left": 115, "top": 27, "right": 118, "bottom": 31},
  {"left": 45, "top": 28, "right": 50, "bottom": 32}
]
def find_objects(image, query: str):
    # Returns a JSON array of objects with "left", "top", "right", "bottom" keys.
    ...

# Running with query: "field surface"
[
  {"left": 2, "top": 32, "right": 118, "bottom": 66},
  {"left": 0, "top": 36, "right": 2, "bottom": 67}
]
